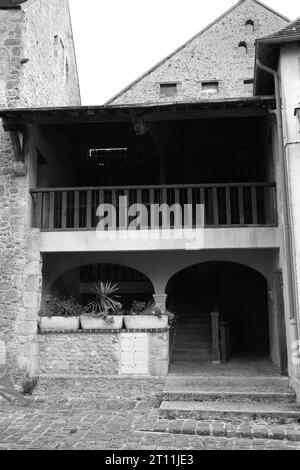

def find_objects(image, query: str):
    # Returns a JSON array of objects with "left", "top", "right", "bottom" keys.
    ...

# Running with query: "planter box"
[
  {"left": 80, "top": 315, "right": 124, "bottom": 330},
  {"left": 124, "top": 315, "right": 168, "bottom": 330},
  {"left": 39, "top": 316, "right": 80, "bottom": 331}
]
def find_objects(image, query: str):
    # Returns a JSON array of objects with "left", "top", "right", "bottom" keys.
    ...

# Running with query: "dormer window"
[
  {"left": 201, "top": 81, "right": 219, "bottom": 94},
  {"left": 160, "top": 83, "right": 177, "bottom": 97}
]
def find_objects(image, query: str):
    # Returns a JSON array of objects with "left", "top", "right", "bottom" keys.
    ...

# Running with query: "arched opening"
[
  {"left": 238, "top": 41, "right": 248, "bottom": 56},
  {"left": 49, "top": 263, "right": 154, "bottom": 311},
  {"left": 245, "top": 19, "right": 255, "bottom": 32},
  {"left": 166, "top": 261, "right": 277, "bottom": 374}
]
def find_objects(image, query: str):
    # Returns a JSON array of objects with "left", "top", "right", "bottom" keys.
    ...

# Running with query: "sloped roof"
[
  {"left": 105, "top": 0, "right": 289, "bottom": 105},
  {"left": 257, "top": 16, "right": 300, "bottom": 44},
  {"left": 254, "top": 17, "right": 300, "bottom": 95}
]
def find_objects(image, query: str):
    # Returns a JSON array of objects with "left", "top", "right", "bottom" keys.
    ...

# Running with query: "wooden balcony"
[{"left": 30, "top": 182, "right": 277, "bottom": 231}]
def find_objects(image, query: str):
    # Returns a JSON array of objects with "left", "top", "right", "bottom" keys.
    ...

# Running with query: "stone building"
[{"left": 0, "top": 0, "right": 300, "bottom": 407}]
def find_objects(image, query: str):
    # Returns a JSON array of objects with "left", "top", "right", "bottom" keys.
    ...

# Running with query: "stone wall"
[
  {"left": 0, "top": 0, "right": 80, "bottom": 108},
  {"left": 38, "top": 331, "right": 169, "bottom": 377},
  {"left": 108, "top": 0, "right": 288, "bottom": 105},
  {"left": 0, "top": 0, "right": 80, "bottom": 381},
  {"left": 20, "top": 0, "right": 80, "bottom": 107}
]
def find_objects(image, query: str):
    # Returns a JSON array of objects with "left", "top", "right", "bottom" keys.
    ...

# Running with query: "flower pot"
[
  {"left": 80, "top": 315, "right": 124, "bottom": 330},
  {"left": 39, "top": 316, "right": 80, "bottom": 331},
  {"left": 124, "top": 315, "right": 168, "bottom": 330}
]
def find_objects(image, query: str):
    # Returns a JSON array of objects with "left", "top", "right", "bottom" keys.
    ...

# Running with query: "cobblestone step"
[
  {"left": 140, "top": 418, "right": 300, "bottom": 442},
  {"left": 159, "top": 400, "right": 300, "bottom": 423},
  {"left": 163, "top": 390, "right": 296, "bottom": 403},
  {"left": 165, "top": 375, "right": 291, "bottom": 389}
]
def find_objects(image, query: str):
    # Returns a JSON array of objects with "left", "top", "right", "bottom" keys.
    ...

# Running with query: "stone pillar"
[
  {"left": 0, "top": 127, "right": 42, "bottom": 382},
  {"left": 153, "top": 294, "right": 168, "bottom": 311}
]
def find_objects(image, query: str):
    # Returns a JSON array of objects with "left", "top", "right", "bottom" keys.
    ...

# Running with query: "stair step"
[
  {"left": 165, "top": 376, "right": 291, "bottom": 389},
  {"left": 175, "top": 333, "right": 211, "bottom": 337},
  {"left": 162, "top": 390, "right": 296, "bottom": 404},
  {"left": 159, "top": 400, "right": 300, "bottom": 423},
  {"left": 173, "top": 346, "right": 211, "bottom": 350},
  {"left": 174, "top": 342, "right": 212, "bottom": 347},
  {"left": 171, "top": 356, "right": 212, "bottom": 362}
]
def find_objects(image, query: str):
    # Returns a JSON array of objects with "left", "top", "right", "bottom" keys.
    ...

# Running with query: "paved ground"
[
  {"left": 169, "top": 356, "right": 281, "bottom": 376},
  {"left": 1, "top": 401, "right": 300, "bottom": 450}
]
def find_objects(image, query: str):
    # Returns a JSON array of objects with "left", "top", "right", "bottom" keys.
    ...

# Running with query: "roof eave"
[{"left": 257, "top": 35, "right": 300, "bottom": 46}]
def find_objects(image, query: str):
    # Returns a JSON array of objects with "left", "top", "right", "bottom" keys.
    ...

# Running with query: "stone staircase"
[
  {"left": 159, "top": 376, "right": 300, "bottom": 424},
  {"left": 171, "top": 288, "right": 213, "bottom": 363}
]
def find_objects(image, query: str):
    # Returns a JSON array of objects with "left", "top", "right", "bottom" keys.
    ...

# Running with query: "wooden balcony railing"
[{"left": 30, "top": 182, "right": 277, "bottom": 231}]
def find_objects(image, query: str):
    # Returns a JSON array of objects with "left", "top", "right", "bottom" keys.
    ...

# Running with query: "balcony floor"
[{"left": 38, "top": 226, "right": 279, "bottom": 252}]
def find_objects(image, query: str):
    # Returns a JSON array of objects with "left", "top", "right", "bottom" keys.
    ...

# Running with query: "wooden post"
[
  {"left": 220, "top": 321, "right": 232, "bottom": 363},
  {"left": 211, "top": 311, "right": 221, "bottom": 364}
]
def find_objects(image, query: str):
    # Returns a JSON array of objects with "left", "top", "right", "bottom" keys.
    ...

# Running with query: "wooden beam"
[{"left": 9, "top": 129, "right": 25, "bottom": 162}]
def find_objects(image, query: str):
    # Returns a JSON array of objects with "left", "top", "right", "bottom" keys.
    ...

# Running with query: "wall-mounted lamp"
[{"left": 294, "top": 105, "right": 300, "bottom": 131}]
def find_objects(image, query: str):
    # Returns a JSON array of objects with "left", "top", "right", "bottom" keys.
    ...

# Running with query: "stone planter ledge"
[{"left": 38, "top": 328, "right": 169, "bottom": 335}]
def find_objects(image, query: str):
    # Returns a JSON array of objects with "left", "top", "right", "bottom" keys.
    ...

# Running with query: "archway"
[
  {"left": 166, "top": 261, "right": 276, "bottom": 373},
  {"left": 47, "top": 262, "right": 154, "bottom": 312}
]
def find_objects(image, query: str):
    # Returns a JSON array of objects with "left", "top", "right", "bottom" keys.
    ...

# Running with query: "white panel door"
[{"left": 120, "top": 333, "right": 149, "bottom": 375}]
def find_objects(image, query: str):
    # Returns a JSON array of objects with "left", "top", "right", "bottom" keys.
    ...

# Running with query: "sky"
[{"left": 69, "top": 0, "right": 299, "bottom": 105}]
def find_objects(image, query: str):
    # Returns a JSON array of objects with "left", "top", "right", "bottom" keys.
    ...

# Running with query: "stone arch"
[
  {"left": 165, "top": 260, "right": 268, "bottom": 295},
  {"left": 144, "top": 251, "right": 273, "bottom": 296},
  {"left": 42, "top": 250, "right": 274, "bottom": 308},
  {"left": 166, "top": 261, "right": 271, "bottom": 357},
  {"left": 49, "top": 262, "right": 154, "bottom": 295}
]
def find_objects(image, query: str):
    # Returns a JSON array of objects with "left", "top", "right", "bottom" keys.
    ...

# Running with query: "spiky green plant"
[{"left": 84, "top": 282, "right": 123, "bottom": 322}]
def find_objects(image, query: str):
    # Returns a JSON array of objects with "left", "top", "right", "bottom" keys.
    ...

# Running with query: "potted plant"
[
  {"left": 124, "top": 300, "right": 175, "bottom": 329},
  {"left": 80, "top": 281, "right": 124, "bottom": 330},
  {"left": 39, "top": 296, "right": 82, "bottom": 330}
]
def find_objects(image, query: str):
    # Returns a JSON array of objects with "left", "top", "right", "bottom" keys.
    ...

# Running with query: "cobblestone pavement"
[{"left": 1, "top": 401, "right": 300, "bottom": 450}]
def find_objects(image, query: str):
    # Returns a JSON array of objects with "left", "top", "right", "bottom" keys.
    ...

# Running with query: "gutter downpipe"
[{"left": 257, "top": 59, "right": 299, "bottom": 376}]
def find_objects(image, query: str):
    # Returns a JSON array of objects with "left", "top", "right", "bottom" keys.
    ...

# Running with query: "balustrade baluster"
[
  {"left": 251, "top": 186, "right": 258, "bottom": 225},
  {"left": 49, "top": 192, "right": 55, "bottom": 230},
  {"left": 62, "top": 191, "right": 67, "bottom": 229},
  {"left": 238, "top": 187, "right": 245, "bottom": 225}
]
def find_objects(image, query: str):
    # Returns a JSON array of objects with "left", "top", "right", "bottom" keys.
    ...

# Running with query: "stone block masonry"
[
  {"left": 109, "top": 0, "right": 288, "bottom": 105},
  {"left": 38, "top": 330, "right": 170, "bottom": 377},
  {"left": 0, "top": 0, "right": 80, "bottom": 382}
]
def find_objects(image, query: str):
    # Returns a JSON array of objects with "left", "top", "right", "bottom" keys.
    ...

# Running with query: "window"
[
  {"left": 238, "top": 41, "right": 248, "bottom": 56},
  {"left": 245, "top": 19, "right": 255, "bottom": 32},
  {"left": 54, "top": 35, "right": 65, "bottom": 69},
  {"left": 89, "top": 148, "right": 128, "bottom": 168},
  {"left": 244, "top": 79, "right": 254, "bottom": 93},
  {"left": 201, "top": 81, "right": 219, "bottom": 94},
  {"left": 89, "top": 148, "right": 128, "bottom": 158},
  {"left": 160, "top": 83, "right": 177, "bottom": 97}
]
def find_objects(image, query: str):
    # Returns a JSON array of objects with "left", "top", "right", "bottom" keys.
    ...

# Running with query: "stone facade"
[
  {"left": 0, "top": 0, "right": 80, "bottom": 108},
  {"left": 38, "top": 331, "right": 170, "bottom": 377},
  {"left": 0, "top": 0, "right": 80, "bottom": 382},
  {"left": 107, "top": 0, "right": 288, "bottom": 105}
]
